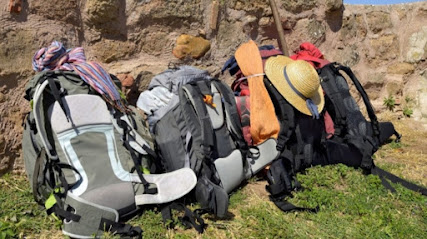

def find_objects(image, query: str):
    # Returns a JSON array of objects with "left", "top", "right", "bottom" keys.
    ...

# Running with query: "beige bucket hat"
[{"left": 264, "top": 55, "right": 324, "bottom": 117}]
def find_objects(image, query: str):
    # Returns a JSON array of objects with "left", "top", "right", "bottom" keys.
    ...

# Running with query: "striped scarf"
[{"left": 32, "top": 41, "right": 127, "bottom": 112}]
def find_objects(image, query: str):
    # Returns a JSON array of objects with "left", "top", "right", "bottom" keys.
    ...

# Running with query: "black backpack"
[{"left": 263, "top": 62, "right": 426, "bottom": 212}]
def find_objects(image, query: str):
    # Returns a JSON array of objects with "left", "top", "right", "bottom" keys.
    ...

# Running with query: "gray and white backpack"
[
  {"left": 137, "top": 66, "right": 276, "bottom": 220},
  {"left": 22, "top": 70, "right": 197, "bottom": 238}
]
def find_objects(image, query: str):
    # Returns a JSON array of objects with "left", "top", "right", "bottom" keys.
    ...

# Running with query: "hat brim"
[{"left": 265, "top": 56, "right": 324, "bottom": 116}]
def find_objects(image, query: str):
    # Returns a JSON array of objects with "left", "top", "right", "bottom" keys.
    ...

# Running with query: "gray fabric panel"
[
  {"left": 154, "top": 109, "right": 187, "bottom": 171},
  {"left": 205, "top": 83, "right": 224, "bottom": 130},
  {"left": 48, "top": 94, "right": 111, "bottom": 134},
  {"left": 22, "top": 114, "right": 41, "bottom": 189},
  {"left": 113, "top": 128, "right": 134, "bottom": 172},
  {"left": 128, "top": 106, "right": 155, "bottom": 150},
  {"left": 62, "top": 193, "right": 118, "bottom": 238},
  {"left": 134, "top": 167, "right": 197, "bottom": 205},
  {"left": 80, "top": 182, "right": 135, "bottom": 212},
  {"left": 248, "top": 138, "right": 279, "bottom": 176},
  {"left": 214, "top": 150, "right": 245, "bottom": 193},
  {"left": 54, "top": 137, "right": 80, "bottom": 186},
  {"left": 136, "top": 86, "right": 174, "bottom": 115},
  {"left": 173, "top": 98, "right": 204, "bottom": 173},
  {"left": 147, "top": 95, "right": 179, "bottom": 131},
  {"left": 337, "top": 75, "right": 350, "bottom": 91},
  {"left": 148, "top": 66, "right": 213, "bottom": 93},
  {"left": 70, "top": 132, "right": 123, "bottom": 192},
  {"left": 214, "top": 124, "right": 235, "bottom": 158}
]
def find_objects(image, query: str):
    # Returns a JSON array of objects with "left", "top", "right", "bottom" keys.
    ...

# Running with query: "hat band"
[{"left": 283, "top": 67, "right": 320, "bottom": 119}]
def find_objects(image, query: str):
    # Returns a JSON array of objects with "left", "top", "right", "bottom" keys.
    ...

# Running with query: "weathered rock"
[
  {"left": 135, "top": 71, "right": 155, "bottom": 93},
  {"left": 290, "top": 19, "right": 325, "bottom": 49},
  {"left": 172, "top": 34, "right": 211, "bottom": 59},
  {"left": 89, "top": 40, "right": 137, "bottom": 63},
  {"left": 84, "top": 0, "right": 126, "bottom": 37},
  {"left": 210, "top": 0, "right": 219, "bottom": 30},
  {"left": 0, "top": 29, "right": 37, "bottom": 72},
  {"left": 149, "top": 0, "right": 202, "bottom": 20},
  {"left": 117, "top": 73, "right": 135, "bottom": 88},
  {"left": 366, "top": 11, "right": 392, "bottom": 34},
  {"left": 340, "top": 14, "right": 367, "bottom": 43},
  {"left": 334, "top": 45, "right": 360, "bottom": 67},
  {"left": 282, "top": 0, "right": 317, "bottom": 14},
  {"left": 29, "top": 0, "right": 80, "bottom": 25},
  {"left": 325, "top": 0, "right": 343, "bottom": 12},
  {"left": 419, "top": 79, "right": 427, "bottom": 120},
  {"left": 406, "top": 26, "right": 427, "bottom": 63},
  {"left": 387, "top": 62, "right": 415, "bottom": 75},
  {"left": 363, "top": 73, "right": 386, "bottom": 101},
  {"left": 368, "top": 34, "right": 400, "bottom": 65},
  {"left": 229, "top": 0, "right": 269, "bottom": 12},
  {"left": 384, "top": 75, "right": 404, "bottom": 96},
  {"left": 307, "top": 19, "right": 326, "bottom": 43},
  {"left": 140, "top": 31, "right": 171, "bottom": 56},
  {"left": 85, "top": 0, "right": 120, "bottom": 26}
]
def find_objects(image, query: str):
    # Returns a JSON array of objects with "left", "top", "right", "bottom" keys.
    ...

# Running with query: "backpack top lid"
[{"left": 265, "top": 55, "right": 324, "bottom": 118}]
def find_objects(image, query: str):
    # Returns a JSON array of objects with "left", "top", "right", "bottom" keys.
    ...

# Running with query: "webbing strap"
[
  {"left": 161, "top": 202, "right": 207, "bottom": 233},
  {"left": 270, "top": 197, "right": 319, "bottom": 213},
  {"left": 372, "top": 166, "right": 427, "bottom": 196},
  {"left": 46, "top": 75, "right": 69, "bottom": 122},
  {"left": 100, "top": 218, "right": 143, "bottom": 238},
  {"left": 32, "top": 147, "right": 45, "bottom": 204},
  {"left": 123, "top": 140, "right": 157, "bottom": 194},
  {"left": 46, "top": 202, "right": 81, "bottom": 222}
]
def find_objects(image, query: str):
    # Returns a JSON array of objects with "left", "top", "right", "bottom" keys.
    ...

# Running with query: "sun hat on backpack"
[{"left": 264, "top": 56, "right": 324, "bottom": 118}]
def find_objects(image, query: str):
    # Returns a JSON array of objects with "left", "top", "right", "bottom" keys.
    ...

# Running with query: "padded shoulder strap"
[
  {"left": 318, "top": 64, "right": 347, "bottom": 136},
  {"left": 211, "top": 80, "right": 247, "bottom": 153},
  {"left": 180, "top": 82, "right": 214, "bottom": 160},
  {"left": 334, "top": 63, "right": 380, "bottom": 138},
  {"left": 263, "top": 78, "right": 295, "bottom": 152}
]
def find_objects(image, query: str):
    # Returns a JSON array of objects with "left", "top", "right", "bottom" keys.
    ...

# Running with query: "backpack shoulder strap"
[
  {"left": 334, "top": 63, "right": 380, "bottom": 138},
  {"left": 211, "top": 80, "right": 247, "bottom": 153},
  {"left": 180, "top": 81, "right": 215, "bottom": 160},
  {"left": 318, "top": 64, "right": 348, "bottom": 136},
  {"left": 263, "top": 78, "right": 295, "bottom": 152}
]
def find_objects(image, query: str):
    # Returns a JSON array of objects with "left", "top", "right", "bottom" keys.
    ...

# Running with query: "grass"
[{"left": 1, "top": 116, "right": 426, "bottom": 238}]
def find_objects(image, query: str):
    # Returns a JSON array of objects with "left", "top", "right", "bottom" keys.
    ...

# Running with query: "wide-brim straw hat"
[{"left": 264, "top": 55, "right": 324, "bottom": 116}]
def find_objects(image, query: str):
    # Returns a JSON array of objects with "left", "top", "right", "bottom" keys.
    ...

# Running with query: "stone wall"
[{"left": 0, "top": 0, "right": 426, "bottom": 174}]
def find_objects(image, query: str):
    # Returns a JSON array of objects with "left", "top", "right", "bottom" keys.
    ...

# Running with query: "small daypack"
[{"left": 22, "top": 67, "right": 197, "bottom": 237}]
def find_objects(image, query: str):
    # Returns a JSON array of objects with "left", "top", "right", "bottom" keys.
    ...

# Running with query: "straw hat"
[{"left": 264, "top": 55, "right": 324, "bottom": 117}]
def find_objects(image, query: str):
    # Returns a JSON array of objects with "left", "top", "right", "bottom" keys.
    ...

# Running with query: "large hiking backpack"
[
  {"left": 138, "top": 66, "right": 276, "bottom": 220},
  {"left": 224, "top": 43, "right": 426, "bottom": 213},
  {"left": 22, "top": 69, "right": 197, "bottom": 238},
  {"left": 263, "top": 60, "right": 427, "bottom": 211}
]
